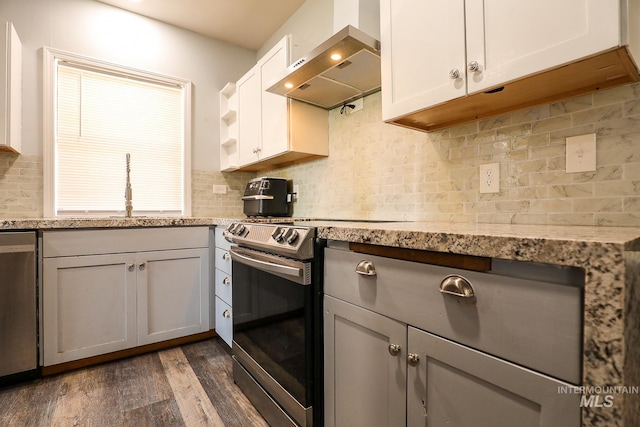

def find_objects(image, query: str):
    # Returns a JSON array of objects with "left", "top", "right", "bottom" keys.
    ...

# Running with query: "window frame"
[{"left": 43, "top": 47, "right": 192, "bottom": 217}]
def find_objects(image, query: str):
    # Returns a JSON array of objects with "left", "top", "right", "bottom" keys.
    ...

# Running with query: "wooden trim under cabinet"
[
  {"left": 348, "top": 242, "right": 491, "bottom": 272},
  {"left": 389, "top": 47, "right": 639, "bottom": 133},
  {"left": 41, "top": 330, "right": 217, "bottom": 376}
]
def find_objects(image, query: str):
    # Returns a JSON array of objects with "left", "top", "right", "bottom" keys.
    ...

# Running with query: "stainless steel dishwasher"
[{"left": 0, "top": 231, "right": 38, "bottom": 384}]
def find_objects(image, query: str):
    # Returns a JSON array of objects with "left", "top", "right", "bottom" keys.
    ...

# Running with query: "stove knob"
[
  {"left": 271, "top": 227, "right": 283, "bottom": 241},
  {"left": 276, "top": 229, "right": 288, "bottom": 243},
  {"left": 235, "top": 224, "right": 246, "bottom": 235},
  {"left": 285, "top": 229, "right": 299, "bottom": 244},
  {"left": 226, "top": 223, "right": 236, "bottom": 234}
]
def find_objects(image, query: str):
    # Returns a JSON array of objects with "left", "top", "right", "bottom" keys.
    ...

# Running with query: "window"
[{"left": 44, "top": 48, "right": 192, "bottom": 217}]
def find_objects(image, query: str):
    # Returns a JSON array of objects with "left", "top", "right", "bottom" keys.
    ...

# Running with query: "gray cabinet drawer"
[
  {"left": 214, "top": 226, "right": 232, "bottom": 252},
  {"left": 42, "top": 227, "right": 209, "bottom": 257},
  {"left": 215, "top": 268, "right": 232, "bottom": 305},
  {"left": 215, "top": 247, "right": 232, "bottom": 275},
  {"left": 324, "top": 247, "right": 583, "bottom": 384},
  {"left": 215, "top": 296, "right": 233, "bottom": 347}
]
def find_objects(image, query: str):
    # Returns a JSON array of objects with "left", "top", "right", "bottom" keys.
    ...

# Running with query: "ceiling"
[{"left": 95, "top": 0, "right": 307, "bottom": 51}]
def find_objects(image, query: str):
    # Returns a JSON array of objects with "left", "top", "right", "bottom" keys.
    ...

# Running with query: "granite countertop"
[
  {"left": 311, "top": 220, "right": 640, "bottom": 427},
  {"left": 0, "top": 216, "right": 232, "bottom": 230},
  {"left": 2, "top": 216, "right": 639, "bottom": 425},
  {"left": 4, "top": 216, "right": 640, "bottom": 250}
]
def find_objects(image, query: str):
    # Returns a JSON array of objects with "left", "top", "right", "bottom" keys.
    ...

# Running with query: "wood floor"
[{"left": 0, "top": 338, "right": 269, "bottom": 427}]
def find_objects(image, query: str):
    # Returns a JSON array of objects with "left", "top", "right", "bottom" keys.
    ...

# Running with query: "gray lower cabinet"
[
  {"left": 407, "top": 327, "right": 580, "bottom": 427},
  {"left": 214, "top": 225, "right": 233, "bottom": 346},
  {"left": 41, "top": 227, "right": 210, "bottom": 366},
  {"left": 324, "top": 295, "right": 407, "bottom": 427},
  {"left": 323, "top": 245, "right": 582, "bottom": 427}
]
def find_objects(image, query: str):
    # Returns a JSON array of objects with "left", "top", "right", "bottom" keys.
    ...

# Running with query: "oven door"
[{"left": 230, "top": 246, "right": 314, "bottom": 425}]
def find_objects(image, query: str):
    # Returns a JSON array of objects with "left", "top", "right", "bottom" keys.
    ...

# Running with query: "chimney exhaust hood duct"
[{"left": 266, "top": 25, "right": 381, "bottom": 110}]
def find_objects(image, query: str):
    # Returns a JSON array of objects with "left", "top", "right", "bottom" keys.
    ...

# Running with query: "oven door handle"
[
  {"left": 241, "top": 195, "right": 275, "bottom": 200},
  {"left": 230, "top": 247, "right": 310, "bottom": 285}
]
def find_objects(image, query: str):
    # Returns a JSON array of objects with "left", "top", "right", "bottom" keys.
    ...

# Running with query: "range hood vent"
[{"left": 266, "top": 25, "right": 381, "bottom": 110}]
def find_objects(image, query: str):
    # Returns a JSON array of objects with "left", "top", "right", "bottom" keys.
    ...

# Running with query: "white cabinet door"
[
  {"left": 466, "top": 0, "right": 620, "bottom": 94},
  {"left": 42, "top": 254, "right": 137, "bottom": 365},
  {"left": 0, "top": 21, "right": 21, "bottom": 153},
  {"left": 260, "top": 36, "right": 290, "bottom": 159},
  {"left": 382, "top": 0, "right": 622, "bottom": 121},
  {"left": 324, "top": 295, "right": 407, "bottom": 427},
  {"left": 137, "top": 248, "right": 209, "bottom": 345},
  {"left": 381, "top": 0, "right": 466, "bottom": 121},
  {"left": 237, "top": 64, "right": 261, "bottom": 166},
  {"left": 407, "top": 327, "right": 580, "bottom": 427}
]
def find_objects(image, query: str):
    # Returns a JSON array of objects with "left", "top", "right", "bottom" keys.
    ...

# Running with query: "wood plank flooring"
[{"left": 0, "top": 338, "right": 269, "bottom": 427}]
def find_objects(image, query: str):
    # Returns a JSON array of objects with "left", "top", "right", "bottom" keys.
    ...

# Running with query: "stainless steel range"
[{"left": 223, "top": 222, "right": 324, "bottom": 427}]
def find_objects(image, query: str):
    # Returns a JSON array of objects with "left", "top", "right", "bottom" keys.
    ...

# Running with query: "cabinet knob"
[
  {"left": 388, "top": 344, "right": 401, "bottom": 356},
  {"left": 222, "top": 252, "right": 231, "bottom": 261},
  {"left": 222, "top": 309, "right": 231, "bottom": 318},
  {"left": 449, "top": 68, "right": 460, "bottom": 80},
  {"left": 128, "top": 263, "right": 135, "bottom": 272},
  {"left": 407, "top": 353, "right": 420, "bottom": 365},
  {"left": 138, "top": 262, "right": 146, "bottom": 271},
  {"left": 355, "top": 260, "right": 377, "bottom": 276},
  {"left": 223, "top": 277, "right": 230, "bottom": 285},
  {"left": 468, "top": 61, "right": 480, "bottom": 73}
]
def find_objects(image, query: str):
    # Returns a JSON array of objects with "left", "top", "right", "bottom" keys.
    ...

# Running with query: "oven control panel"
[{"left": 224, "top": 223, "right": 315, "bottom": 259}]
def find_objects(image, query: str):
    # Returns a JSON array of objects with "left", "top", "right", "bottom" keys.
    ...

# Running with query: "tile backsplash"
[
  {"left": 0, "top": 154, "right": 42, "bottom": 218},
  {"left": 264, "top": 83, "right": 640, "bottom": 226},
  {"left": 2, "top": 82, "right": 640, "bottom": 226},
  {"left": 0, "top": 155, "right": 253, "bottom": 219},
  {"left": 191, "top": 169, "right": 254, "bottom": 217}
]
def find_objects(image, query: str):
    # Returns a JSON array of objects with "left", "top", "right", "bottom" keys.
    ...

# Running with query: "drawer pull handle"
[
  {"left": 223, "top": 277, "right": 230, "bottom": 285},
  {"left": 222, "top": 252, "right": 231, "bottom": 261},
  {"left": 388, "top": 344, "right": 401, "bottom": 356},
  {"left": 440, "top": 275, "right": 475, "bottom": 298},
  {"left": 127, "top": 263, "right": 135, "bottom": 272},
  {"left": 355, "top": 260, "right": 377, "bottom": 276},
  {"left": 222, "top": 309, "right": 231, "bottom": 318},
  {"left": 407, "top": 353, "right": 420, "bottom": 365}
]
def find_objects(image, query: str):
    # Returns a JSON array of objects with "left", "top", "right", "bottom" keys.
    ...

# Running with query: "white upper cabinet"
[
  {"left": 237, "top": 64, "right": 261, "bottom": 166},
  {"left": 381, "top": 0, "right": 466, "bottom": 121},
  {"left": 260, "top": 38, "right": 289, "bottom": 160},
  {"left": 0, "top": 21, "right": 21, "bottom": 153},
  {"left": 465, "top": 0, "right": 619, "bottom": 94},
  {"left": 381, "top": 0, "right": 638, "bottom": 131},
  {"left": 232, "top": 35, "right": 328, "bottom": 171}
]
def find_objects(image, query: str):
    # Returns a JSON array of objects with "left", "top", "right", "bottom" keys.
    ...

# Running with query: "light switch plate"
[
  {"left": 566, "top": 133, "right": 596, "bottom": 173},
  {"left": 212, "top": 184, "right": 227, "bottom": 194}
]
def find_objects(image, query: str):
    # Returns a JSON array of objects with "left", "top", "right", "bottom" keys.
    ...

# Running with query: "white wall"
[
  {"left": 0, "top": 0, "right": 256, "bottom": 170},
  {"left": 258, "top": 0, "right": 333, "bottom": 61}
]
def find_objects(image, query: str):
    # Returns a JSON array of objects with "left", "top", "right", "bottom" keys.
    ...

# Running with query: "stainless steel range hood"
[{"left": 266, "top": 25, "right": 381, "bottom": 110}]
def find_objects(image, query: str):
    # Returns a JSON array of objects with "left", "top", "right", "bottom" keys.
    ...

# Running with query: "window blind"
[{"left": 55, "top": 63, "right": 184, "bottom": 216}]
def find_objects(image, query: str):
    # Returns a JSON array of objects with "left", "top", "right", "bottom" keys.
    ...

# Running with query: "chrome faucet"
[{"left": 125, "top": 153, "right": 133, "bottom": 218}]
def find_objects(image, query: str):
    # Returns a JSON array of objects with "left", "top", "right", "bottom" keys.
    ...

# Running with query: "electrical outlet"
[
  {"left": 212, "top": 184, "right": 227, "bottom": 194},
  {"left": 479, "top": 163, "right": 500, "bottom": 194},
  {"left": 293, "top": 184, "right": 300, "bottom": 202},
  {"left": 566, "top": 133, "right": 596, "bottom": 173}
]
